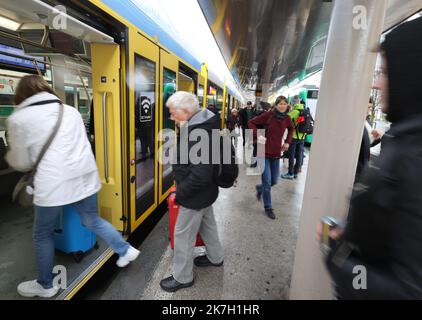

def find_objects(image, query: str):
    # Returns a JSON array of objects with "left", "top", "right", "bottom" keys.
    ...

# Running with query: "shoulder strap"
[
  {"left": 26, "top": 99, "right": 62, "bottom": 107},
  {"left": 30, "top": 101, "right": 64, "bottom": 178}
]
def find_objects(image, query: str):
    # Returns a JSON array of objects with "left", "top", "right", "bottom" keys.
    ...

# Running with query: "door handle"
[{"left": 102, "top": 92, "right": 109, "bottom": 183}]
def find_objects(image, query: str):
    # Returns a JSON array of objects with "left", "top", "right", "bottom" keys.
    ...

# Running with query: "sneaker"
[
  {"left": 17, "top": 280, "right": 59, "bottom": 298},
  {"left": 281, "top": 173, "right": 294, "bottom": 180},
  {"left": 294, "top": 174, "right": 298, "bottom": 179},
  {"left": 256, "top": 185, "right": 262, "bottom": 201},
  {"left": 116, "top": 245, "right": 140, "bottom": 267},
  {"left": 265, "top": 209, "right": 276, "bottom": 220}
]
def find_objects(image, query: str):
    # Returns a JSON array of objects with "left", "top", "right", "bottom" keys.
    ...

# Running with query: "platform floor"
[{"left": 84, "top": 142, "right": 309, "bottom": 300}]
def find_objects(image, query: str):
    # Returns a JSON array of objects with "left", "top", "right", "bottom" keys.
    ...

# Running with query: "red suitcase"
[{"left": 168, "top": 186, "right": 205, "bottom": 249}]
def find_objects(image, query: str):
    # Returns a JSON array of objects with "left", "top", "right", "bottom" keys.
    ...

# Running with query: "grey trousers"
[{"left": 173, "top": 205, "right": 224, "bottom": 283}]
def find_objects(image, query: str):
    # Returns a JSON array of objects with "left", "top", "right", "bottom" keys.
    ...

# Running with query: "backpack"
[
  {"left": 215, "top": 132, "right": 239, "bottom": 188},
  {"left": 295, "top": 108, "right": 314, "bottom": 137}
]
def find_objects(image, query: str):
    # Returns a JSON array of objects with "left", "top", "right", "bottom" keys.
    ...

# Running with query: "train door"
[
  {"left": 159, "top": 49, "right": 178, "bottom": 203},
  {"left": 130, "top": 31, "right": 160, "bottom": 230},
  {"left": 198, "top": 74, "right": 205, "bottom": 108},
  {"left": 91, "top": 44, "right": 125, "bottom": 231}
]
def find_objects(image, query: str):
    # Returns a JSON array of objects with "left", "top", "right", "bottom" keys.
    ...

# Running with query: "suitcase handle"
[{"left": 54, "top": 210, "right": 64, "bottom": 233}]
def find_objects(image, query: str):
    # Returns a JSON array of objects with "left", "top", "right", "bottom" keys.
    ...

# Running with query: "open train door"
[
  {"left": 158, "top": 49, "right": 178, "bottom": 203},
  {"left": 198, "top": 74, "right": 206, "bottom": 108},
  {"left": 91, "top": 43, "right": 125, "bottom": 232}
]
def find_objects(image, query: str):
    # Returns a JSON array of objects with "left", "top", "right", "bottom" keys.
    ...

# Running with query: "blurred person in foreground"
[{"left": 317, "top": 17, "right": 422, "bottom": 299}]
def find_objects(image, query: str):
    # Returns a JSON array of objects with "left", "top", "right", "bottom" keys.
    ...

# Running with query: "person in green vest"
[{"left": 281, "top": 100, "right": 306, "bottom": 179}]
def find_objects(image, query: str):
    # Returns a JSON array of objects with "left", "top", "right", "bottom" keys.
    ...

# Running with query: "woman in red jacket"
[{"left": 248, "top": 96, "right": 293, "bottom": 219}]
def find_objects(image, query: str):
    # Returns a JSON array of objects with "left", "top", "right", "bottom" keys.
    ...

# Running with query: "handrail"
[{"left": 102, "top": 92, "right": 109, "bottom": 183}]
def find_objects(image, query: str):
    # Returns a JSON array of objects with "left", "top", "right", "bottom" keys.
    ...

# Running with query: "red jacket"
[{"left": 248, "top": 111, "right": 293, "bottom": 158}]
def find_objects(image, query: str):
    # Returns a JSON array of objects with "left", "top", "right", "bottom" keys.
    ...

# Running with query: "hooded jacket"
[
  {"left": 173, "top": 109, "right": 220, "bottom": 210},
  {"left": 326, "top": 17, "right": 422, "bottom": 299},
  {"left": 5, "top": 92, "right": 101, "bottom": 207}
]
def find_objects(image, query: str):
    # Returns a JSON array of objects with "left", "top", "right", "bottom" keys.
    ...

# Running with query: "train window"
[
  {"left": 207, "top": 83, "right": 217, "bottom": 108},
  {"left": 178, "top": 71, "right": 194, "bottom": 93},
  {"left": 77, "top": 87, "right": 92, "bottom": 125},
  {"left": 134, "top": 55, "right": 156, "bottom": 216},
  {"left": 307, "top": 90, "right": 319, "bottom": 99},
  {"left": 162, "top": 68, "right": 176, "bottom": 192},
  {"left": 65, "top": 86, "right": 75, "bottom": 107},
  {"left": 0, "top": 75, "right": 17, "bottom": 131},
  {"left": 216, "top": 87, "right": 223, "bottom": 113}
]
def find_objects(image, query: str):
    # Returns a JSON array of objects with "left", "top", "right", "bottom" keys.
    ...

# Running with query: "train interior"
[{"left": 0, "top": 0, "right": 124, "bottom": 299}]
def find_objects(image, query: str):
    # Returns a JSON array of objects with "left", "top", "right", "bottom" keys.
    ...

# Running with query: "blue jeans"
[
  {"left": 256, "top": 158, "right": 280, "bottom": 210},
  {"left": 33, "top": 193, "right": 129, "bottom": 289},
  {"left": 288, "top": 139, "right": 305, "bottom": 175}
]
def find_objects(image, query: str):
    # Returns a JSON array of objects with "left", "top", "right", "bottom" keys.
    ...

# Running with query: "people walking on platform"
[
  {"left": 250, "top": 101, "right": 272, "bottom": 168},
  {"left": 239, "top": 101, "right": 256, "bottom": 147},
  {"left": 319, "top": 17, "right": 422, "bottom": 299},
  {"left": 5, "top": 75, "right": 139, "bottom": 298},
  {"left": 355, "top": 98, "right": 384, "bottom": 182},
  {"left": 281, "top": 102, "right": 307, "bottom": 179},
  {"left": 161, "top": 91, "right": 224, "bottom": 292},
  {"left": 226, "top": 108, "right": 240, "bottom": 145},
  {"left": 249, "top": 96, "right": 293, "bottom": 219}
]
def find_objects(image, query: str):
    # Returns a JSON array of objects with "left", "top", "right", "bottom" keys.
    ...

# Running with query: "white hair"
[{"left": 166, "top": 91, "right": 200, "bottom": 113}]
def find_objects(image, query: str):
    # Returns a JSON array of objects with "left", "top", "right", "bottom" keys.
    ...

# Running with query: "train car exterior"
[{"left": 0, "top": 0, "right": 241, "bottom": 299}]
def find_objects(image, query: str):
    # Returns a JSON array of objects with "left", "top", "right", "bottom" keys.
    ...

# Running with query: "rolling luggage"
[
  {"left": 168, "top": 186, "right": 205, "bottom": 249},
  {"left": 54, "top": 205, "right": 98, "bottom": 262}
]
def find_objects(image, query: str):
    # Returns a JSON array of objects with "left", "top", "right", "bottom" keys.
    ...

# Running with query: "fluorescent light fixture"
[{"left": 0, "top": 15, "right": 21, "bottom": 31}]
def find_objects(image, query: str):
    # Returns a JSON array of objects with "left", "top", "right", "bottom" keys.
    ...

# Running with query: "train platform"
[{"left": 81, "top": 143, "right": 309, "bottom": 300}]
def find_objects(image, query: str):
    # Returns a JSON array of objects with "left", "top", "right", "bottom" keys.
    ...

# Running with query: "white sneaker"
[
  {"left": 17, "top": 280, "right": 59, "bottom": 298},
  {"left": 116, "top": 245, "right": 140, "bottom": 267}
]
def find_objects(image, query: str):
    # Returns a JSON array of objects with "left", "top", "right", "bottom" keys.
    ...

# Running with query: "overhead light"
[{"left": 0, "top": 15, "right": 21, "bottom": 31}]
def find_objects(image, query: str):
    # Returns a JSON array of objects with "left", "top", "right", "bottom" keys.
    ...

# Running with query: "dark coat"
[
  {"left": 327, "top": 116, "right": 422, "bottom": 299},
  {"left": 226, "top": 114, "right": 239, "bottom": 131},
  {"left": 356, "top": 126, "right": 370, "bottom": 181},
  {"left": 239, "top": 107, "right": 255, "bottom": 128},
  {"left": 173, "top": 109, "right": 220, "bottom": 210},
  {"left": 248, "top": 110, "right": 293, "bottom": 159},
  {"left": 327, "top": 17, "right": 422, "bottom": 299}
]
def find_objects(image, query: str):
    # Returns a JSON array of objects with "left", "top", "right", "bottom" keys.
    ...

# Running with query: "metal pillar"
[
  {"left": 261, "top": 83, "right": 271, "bottom": 102},
  {"left": 50, "top": 56, "right": 66, "bottom": 102},
  {"left": 289, "top": 0, "right": 387, "bottom": 299}
]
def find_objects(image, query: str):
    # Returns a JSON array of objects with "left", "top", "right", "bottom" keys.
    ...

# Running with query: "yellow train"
[{"left": 0, "top": 0, "right": 241, "bottom": 299}]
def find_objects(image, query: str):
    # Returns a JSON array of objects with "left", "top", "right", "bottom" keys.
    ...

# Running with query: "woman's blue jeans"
[
  {"left": 256, "top": 158, "right": 280, "bottom": 210},
  {"left": 33, "top": 193, "right": 129, "bottom": 289}
]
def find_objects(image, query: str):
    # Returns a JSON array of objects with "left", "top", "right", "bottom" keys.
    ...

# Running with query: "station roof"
[{"left": 198, "top": 0, "right": 422, "bottom": 97}]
